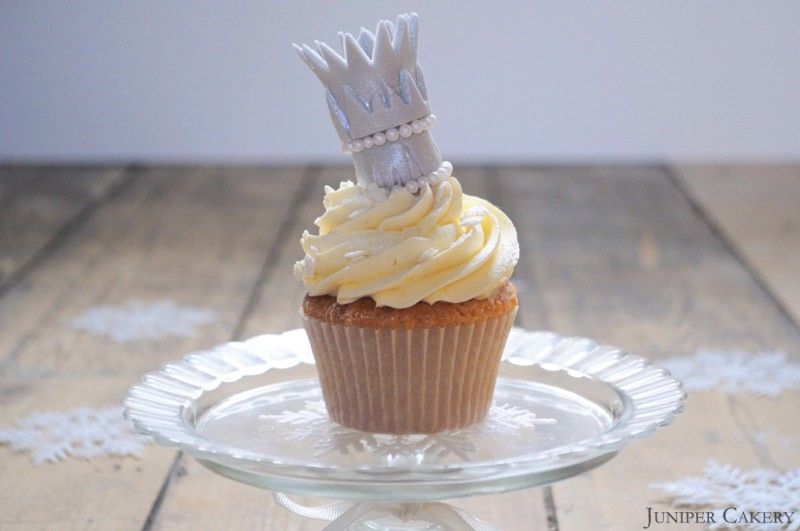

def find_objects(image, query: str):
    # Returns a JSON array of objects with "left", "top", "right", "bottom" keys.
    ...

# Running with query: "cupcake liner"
[{"left": 302, "top": 308, "right": 517, "bottom": 434}]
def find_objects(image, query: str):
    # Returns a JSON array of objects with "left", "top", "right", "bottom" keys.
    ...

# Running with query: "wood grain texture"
[
  {"left": 494, "top": 166, "right": 800, "bottom": 530},
  {"left": 3, "top": 164, "right": 798, "bottom": 531},
  {"left": 237, "top": 166, "right": 343, "bottom": 337},
  {"left": 497, "top": 166, "right": 800, "bottom": 356},
  {"left": 0, "top": 377, "right": 176, "bottom": 531},
  {"left": 144, "top": 162, "right": 322, "bottom": 530},
  {"left": 0, "top": 166, "right": 307, "bottom": 530},
  {"left": 674, "top": 163, "right": 800, "bottom": 327},
  {"left": 0, "top": 165, "right": 127, "bottom": 292},
  {"left": 0, "top": 166, "right": 306, "bottom": 378}
]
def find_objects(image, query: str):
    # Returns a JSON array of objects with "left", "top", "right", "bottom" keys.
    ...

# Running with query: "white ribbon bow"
[{"left": 274, "top": 492, "right": 502, "bottom": 531}]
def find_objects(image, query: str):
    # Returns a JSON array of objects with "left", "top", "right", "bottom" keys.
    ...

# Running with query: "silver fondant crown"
[{"left": 295, "top": 13, "right": 443, "bottom": 189}]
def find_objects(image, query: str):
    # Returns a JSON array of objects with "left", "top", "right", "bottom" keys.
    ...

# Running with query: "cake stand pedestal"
[
  {"left": 124, "top": 328, "right": 684, "bottom": 530},
  {"left": 271, "top": 491, "right": 502, "bottom": 530}
]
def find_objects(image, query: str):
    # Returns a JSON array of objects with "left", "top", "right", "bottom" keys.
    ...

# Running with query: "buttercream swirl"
[{"left": 294, "top": 176, "right": 519, "bottom": 309}]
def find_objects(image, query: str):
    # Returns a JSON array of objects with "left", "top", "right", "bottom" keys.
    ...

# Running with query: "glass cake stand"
[{"left": 124, "top": 328, "right": 685, "bottom": 530}]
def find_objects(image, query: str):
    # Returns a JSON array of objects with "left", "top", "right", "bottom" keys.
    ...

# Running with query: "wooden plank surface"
[
  {"left": 1, "top": 164, "right": 798, "bottom": 531},
  {"left": 674, "top": 163, "right": 800, "bottom": 326},
  {"left": 494, "top": 166, "right": 800, "bottom": 530},
  {"left": 0, "top": 378, "right": 176, "bottom": 531},
  {"left": 145, "top": 166, "right": 334, "bottom": 531},
  {"left": 0, "top": 166, "right": 127, "bottom": 293},
  {"left": 0, "top": 166, "right": 308, "bottom": 530}
]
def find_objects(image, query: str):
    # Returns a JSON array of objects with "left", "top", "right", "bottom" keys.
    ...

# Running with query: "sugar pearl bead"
[
  {"left": 411, "top": 120, "right": 424, "bottom": 134},
  {"left": 362, "top": 136, "right": 374, "bottom": 149},
  {"left": 399, "top": 124, "right": 413, "bottom": 138},
  {"left": 386, "top": 128, "right": 400, "bottom": 142},
  {"left": 342, "top": 142, "right": 354, "bottom": 155},
  {"left": 428, "top": 115, "right": 438, "bottom": 128},
  {"left": 405, "top": 180, "right": 419, "bottom": 194},
  {"left": 352, "top": 140, "right": 365, "bottom": 152},
  {"left": 373, "top": 132, "right": 386, "bottom": 146}
]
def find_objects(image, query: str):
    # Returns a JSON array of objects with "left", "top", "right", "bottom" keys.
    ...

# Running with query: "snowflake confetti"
[
  {"left": 662, "top": 350, "right": 800, "bottom": 398},
  {"left": 69, "top": 299, "right": 216, "bottom": 343},
  {"left": 0, "top": 406, "right": 151, "bottom": 465},
  {"left": 651, "top": 460, "right": 800, "bottom": 530}
]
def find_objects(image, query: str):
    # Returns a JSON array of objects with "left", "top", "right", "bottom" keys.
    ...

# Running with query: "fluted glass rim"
[{"left": 123, "top": 327, "right": 685, "bottom": 486}]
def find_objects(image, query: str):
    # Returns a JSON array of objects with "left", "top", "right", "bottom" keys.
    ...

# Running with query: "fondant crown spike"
[
  {"left": 343, "top": 33, "right": 371, "bottom": 70},
  {"left": 295, "top": 13, "right": 444, "bottom": 189},
  {"left": 356, "top": 28, "right": 374, "bottom": 57}
]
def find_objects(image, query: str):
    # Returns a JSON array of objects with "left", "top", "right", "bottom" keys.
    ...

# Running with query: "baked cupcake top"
[
  {"left": 302, "top": 282, "right": 518, "bottom": 329},
  {"left": 294, "top": 14, "right": 519, "bottom": 309}
]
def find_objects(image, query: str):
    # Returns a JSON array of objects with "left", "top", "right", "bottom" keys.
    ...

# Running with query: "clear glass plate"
[{"left": 124, "top": 328, "right": 684, "bottom": 501}]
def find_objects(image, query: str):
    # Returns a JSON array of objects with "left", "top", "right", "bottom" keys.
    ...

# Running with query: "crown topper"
[{"left": 295, "top": 13, "right": 444, "bottom": 190}]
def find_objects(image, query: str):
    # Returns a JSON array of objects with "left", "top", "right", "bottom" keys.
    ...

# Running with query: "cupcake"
[{"left": 293, "top": 13, "right": 519, "bottom": 434}]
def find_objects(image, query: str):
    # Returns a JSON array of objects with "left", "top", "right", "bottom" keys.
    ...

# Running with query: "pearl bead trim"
[
  {"left": 402, "top": 160, "right": 453, "bottom": 193},
  {"left": 342, "top": 115, "right": 438, "bottom": 154},
  {"left": 360, "top": 161, "right": 454, "bottom": 196}
]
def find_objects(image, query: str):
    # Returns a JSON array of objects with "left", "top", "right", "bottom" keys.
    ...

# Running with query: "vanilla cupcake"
[{"left": 294, "top": 14, "right": 519, "bottom": 434}]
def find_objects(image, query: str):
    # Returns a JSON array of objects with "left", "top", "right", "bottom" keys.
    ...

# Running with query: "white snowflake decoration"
[
  {"left": 317, "top": 428, "right": 381, "bottom": 457},
  {"left": 482, "top": 403, "right": 558, "bottom": 435},
  {"left": 0, "top": 406, "right": 151, "bottom": 465},
  {"left": 259, "top": 400, "right": 330, "bottom": 440},
  {"left": 652, "top": 460, "right": 800, "bottom": 530},
  {"left": 69, "top": 299, "right": 216, "bottom": 343},
  {"left": 662, "top": 350, "right": 800, "bottom": 398},
  {"left": 261, "top": 400, "right": 556, "bottom": 460},
  {"left": 402, "top": 431, "right": 477, "bottom": 461}
]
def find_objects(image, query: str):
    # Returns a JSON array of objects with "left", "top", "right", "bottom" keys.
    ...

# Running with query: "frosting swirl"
[{"left": 294, "top": 176, "right": 519, "bottom": 309}]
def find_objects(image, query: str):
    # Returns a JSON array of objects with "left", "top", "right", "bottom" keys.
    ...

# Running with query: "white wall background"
[{"left": 1, "top": 1, "right": 799, "bottom": 164}]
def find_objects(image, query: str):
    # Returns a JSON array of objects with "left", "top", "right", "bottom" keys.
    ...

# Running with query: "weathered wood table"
[{"left": 1, "top": 164, "right": 798, "bottom": 530}]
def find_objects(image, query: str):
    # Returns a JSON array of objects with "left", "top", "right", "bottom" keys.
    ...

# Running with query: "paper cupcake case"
[{"left": 303, "top": 309, "right": 518, "bottom": 434}]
